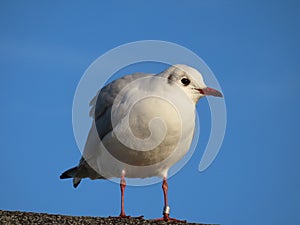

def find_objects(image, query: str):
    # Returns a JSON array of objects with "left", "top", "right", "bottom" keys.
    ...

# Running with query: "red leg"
[
  {"left": 116, "top": 174, "right": 143, "bottom": 219},
  {"left": 154, "top": 177, "right": 186, "bottom": 222},
  {"left": 119, "top": 174, "right": 128, "bottom": 218},
  {"left": 162, "top": 177, "right": 170, "bottom": 221}
]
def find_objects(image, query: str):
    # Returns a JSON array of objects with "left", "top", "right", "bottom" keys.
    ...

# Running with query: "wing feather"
[{"left": 75, "top": 73, "right": 152, "bottom": 179}]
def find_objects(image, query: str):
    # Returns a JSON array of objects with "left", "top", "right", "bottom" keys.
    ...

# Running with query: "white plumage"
[{"left": 60, "top": 64, "right": 222, "bottom": 220}]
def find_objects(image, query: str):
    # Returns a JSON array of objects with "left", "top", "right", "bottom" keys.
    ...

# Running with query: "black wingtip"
[
  {"left": 60, "top": 172, "right": 71, "bottom": 179},
  {"left": 60, "top": 166, "right": 78, "bottom": 179},
  {"left": 73, "top": 181, "right": 80, "bottom": 188}
]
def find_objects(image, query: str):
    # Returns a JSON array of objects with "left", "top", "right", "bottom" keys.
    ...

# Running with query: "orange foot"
[
  {"left": 119, "top": 213, "right": 131, "bottom": 219},
  {"left": 154, "top": 213, "right": 187, "bottom": 222},
  {"left": 109, "top": 214, "right": 144, "bottom": 219}
]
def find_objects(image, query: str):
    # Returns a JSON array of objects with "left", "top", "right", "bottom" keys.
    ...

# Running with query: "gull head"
[{"left": 161, "top": 64, "right": 223, "bottom": 104}]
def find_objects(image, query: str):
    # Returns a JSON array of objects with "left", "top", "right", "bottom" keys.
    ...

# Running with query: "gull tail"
[{"left": 60, "top": 167, "right": 81, "bottom": 188}]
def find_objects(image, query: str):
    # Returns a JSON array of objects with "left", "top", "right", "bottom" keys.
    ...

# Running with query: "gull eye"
[{"left": 181, "top": 78, "right": 190, "bottom": 86}]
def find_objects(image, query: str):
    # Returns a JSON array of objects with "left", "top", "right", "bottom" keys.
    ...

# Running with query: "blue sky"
[{"left": 0, "top": 1, "right": 299, "bottom": 225}]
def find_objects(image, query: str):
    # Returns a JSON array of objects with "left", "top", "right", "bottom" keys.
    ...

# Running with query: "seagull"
[{"left": 60, "top": 64, "right": 223, "bottom": 221}]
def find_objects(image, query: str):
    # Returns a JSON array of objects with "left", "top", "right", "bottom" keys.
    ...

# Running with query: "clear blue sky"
[{"left": 0, "top": 1, "right": 299, "bottom": 225}]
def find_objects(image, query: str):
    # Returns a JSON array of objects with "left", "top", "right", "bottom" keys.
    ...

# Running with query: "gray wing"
[
  {"left": 75, "top": 73, "right": 152, "bottom": 180},
  {"left": 90, "top": 72, "right": 152, "bottom": 139}
]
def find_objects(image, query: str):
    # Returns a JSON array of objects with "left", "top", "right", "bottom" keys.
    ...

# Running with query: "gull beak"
[{"left": 197, "top": 87, "right": 223, "bottom": 97}]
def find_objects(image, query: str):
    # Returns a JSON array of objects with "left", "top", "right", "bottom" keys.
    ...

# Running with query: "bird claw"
[
  {"left": 109, "top": 215, "right": 144, "bottom": 219},
  {"left": 132, "top": 215, "right": 144, "bottom": 219},
  {"left": 153, "top": 213, "right": 186, "bottom": 222},
  {"left": 119, "top": 214, "right": 131, "bottom": 219}
]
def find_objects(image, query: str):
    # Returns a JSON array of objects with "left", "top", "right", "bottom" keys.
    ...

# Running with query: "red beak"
[{"left": 197, "top": 87, "right": 223, "bottom": 97}]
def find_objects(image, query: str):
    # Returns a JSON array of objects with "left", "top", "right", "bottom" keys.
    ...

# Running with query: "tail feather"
[
  {"left": 60, "top": 166, "right": 78, "bottom": 179},
  {"left": 73, "top": 177, "right": 81, "bottom": 188},
  {"left": 60, "top": 166, "right": 82, "bottom": 188}
]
